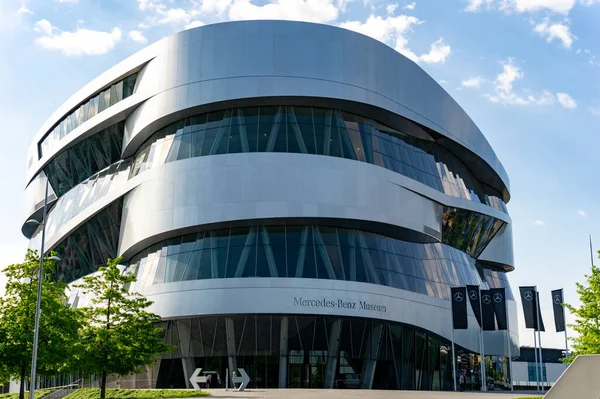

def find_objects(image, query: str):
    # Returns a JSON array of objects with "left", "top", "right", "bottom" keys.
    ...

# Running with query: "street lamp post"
[{"left": 25, "top": 178, "right": 60, "bottom": 399}]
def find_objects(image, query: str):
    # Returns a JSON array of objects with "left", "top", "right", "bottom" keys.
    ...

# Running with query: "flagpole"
[
  {"left": 533, "top": 328, "right": 540, "bottom": 392},
  {"left": 538, "top": 326, "right": 545, "bottom": 390},
  {"left": 451, "top": 326, "right": 457, "bottom": 392},
  {"left": 562, "top": 288, "right": 569, "bottom": 361},
  {"left": 506, "top": 297, "right": 513, "bottom": 392},
  {"left": 589, "top": 235, "right": 594, "bottom": 267},
  {"left": 478, "top": 286, "right": 486, "bottom": 392},
  {"left": 534, "top": 286, "right": 544, "bottom": 392}
]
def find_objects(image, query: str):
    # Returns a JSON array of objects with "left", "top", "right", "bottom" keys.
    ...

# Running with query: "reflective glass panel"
[{"left": 128, "top": 105, "right": 507, "bottom": 212}]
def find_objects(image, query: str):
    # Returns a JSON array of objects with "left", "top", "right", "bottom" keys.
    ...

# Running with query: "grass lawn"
[
  {"left": 0, "top": 390, "right": 52, "bottom": 399},
  {"left": 63, "top": 389, "right": 210, "bottom": 399},
  {"left": 515, "top": 397, "right": 543, "bottom": 399}
]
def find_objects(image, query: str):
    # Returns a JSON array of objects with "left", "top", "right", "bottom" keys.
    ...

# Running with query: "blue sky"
[{"left": 1, "top": 0, "right": 599, "bottom": 349}]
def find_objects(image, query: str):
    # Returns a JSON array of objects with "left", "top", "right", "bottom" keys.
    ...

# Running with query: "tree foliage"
[
  {"left": 0, "top": 249, "right": 82, "bottom": 399},
  {"left": 563, "top": 261, "right": 600, "bottom": 364},
  {"left": 75, "top": 258, "right": 171, "bottom": 399}
]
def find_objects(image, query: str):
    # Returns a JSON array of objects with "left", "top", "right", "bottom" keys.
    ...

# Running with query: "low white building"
[{"left": 512, "top": 347, "right": 567, "bottom": 391}]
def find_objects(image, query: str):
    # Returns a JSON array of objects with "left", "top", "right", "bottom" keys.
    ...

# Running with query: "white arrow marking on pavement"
[
  {"left": 232, "top": 368, "right": 250, "bottom": 391},
  {"left": 189, "top": 368, "right": 208, "bottom": 391}
]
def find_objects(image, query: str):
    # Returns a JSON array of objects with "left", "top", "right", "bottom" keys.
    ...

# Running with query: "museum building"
[{"left": 22, "top": 20, "right": 518, "bottom": 391}]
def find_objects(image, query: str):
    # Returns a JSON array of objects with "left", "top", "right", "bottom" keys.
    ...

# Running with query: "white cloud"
[
  {"left": 589, "top": 105, "right": 600, "bottom": 115},
  {"left": 578, "top": 210, "right": 587, "bottom": 217},
  {"left": 34, "top": 19, "right": 53, "bottom": 36},
  {"left": 557, "top": 92, "right": 577, "bottom": 109},
  {"left": 533, "top": 18, "right": 576, "bottom": 48},
  {"left": 34, "top": 20, "right": 122, "bottom": 56},
  {"left": 496, "top": 58, "right": 523, "bottom": 94},
  {"left": 156, "top": 7, "right": 197, "bottom": 24},
  {"left": 17, "top": 4, "right": 33, "bottom": 14},
  {"left": 138, "top": 22, "right": 150, "bottom": 29},
  {"left": 404, "top": 2, "right": 416, "bottom": 10},
  {"left": 439, "top": 79, "right": 448, "bottom": 84},
  {"left": 128, "top": 30, "right": 147, "bottom": 43},
  {"left": 465, "top": 0, "right": 576, "bottom": 14},
  {"left": 185, "top": 20, "right": 206, "bottom": 29},
  {"left": 340, "top": 15, "right": 451, "bottom": 64},
  {"left": 580, "top": 0, "right": 600, "bottom": 4},
  {"left": 512, "top": 0, "right": 575, "bottom": 14},
  {"left": 56, "top": 0, "right": 79, "bottom": 3},
  {"left": 386, "top": 3, "right": 398, "bottom": 14},
  {"left": 418, "top": 37, "right": 451, "bottom": 64},
  {"left": 534, "top": 220, "right": 546, "bottom": 226},
  {"left": 200, "top": 0, "right": 233, "bottom": 14},
  {"left": 485, "top": 58, "right": 560, "bottom": 106},
  {"left": 461, "top": 76, "right": 484, "bottom": 88},
  {"left": 340, "top": 14, "right": 420, "bottom": 46},
  {"left": 137, "top": 0, "right": 156, "bottom": 10},
  {"left": 228, "top": 0, "right": 340, "bottom": 23},
  {"left": 465, "top": 0, "right": 493, "bottom": 12}
]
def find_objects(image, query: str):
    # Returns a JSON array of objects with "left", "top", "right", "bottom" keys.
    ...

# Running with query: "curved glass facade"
[
  {"left": 152, "top": 314, "right": 510, "bottom": 391},
  {"left": 50, "top": 199, "right": 123, "bottom": 283},
  {"left": 40, "top": 161, "right": 130, "bottom": 239},
  {"left": 129, "top": 106, "right": 507, "bottom": 213},
  {"left": 38, "top": 73, "right": 136, "bottom": 159},
  {"left": 44, "top": 122, "right": 125, "bottom": 197},
  {"left": 127, "top": 223, "right": 499, "bottom": 300},
  {"left": 441, "top": 207, "right": 504, "bottom": 258}
]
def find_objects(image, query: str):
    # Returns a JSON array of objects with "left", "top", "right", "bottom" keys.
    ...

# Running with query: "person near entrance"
[
  {"left": 459, "top": 372, "right": 465, "bottom": 391},
  {"left": 232, "top": 371, "right": 237, "bottom": 389}
]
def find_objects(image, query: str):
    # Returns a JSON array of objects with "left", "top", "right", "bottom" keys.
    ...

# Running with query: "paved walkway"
[{"left": 204, "top": 389, "right": 542, "bottom": 398}]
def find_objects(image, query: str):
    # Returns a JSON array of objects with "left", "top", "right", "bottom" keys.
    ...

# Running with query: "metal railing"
[{"left": 42, "top": 379, "right": 82, "bottom": 399}]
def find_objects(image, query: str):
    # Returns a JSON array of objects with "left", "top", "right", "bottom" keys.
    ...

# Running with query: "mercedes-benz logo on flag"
[
  {"left": 523, "top": 291, "right": 534, "bottom": 301},
  {"left": 469, "top": 290, "right": 478, "bottom": 300},
  {"left": 482, "top": 294, "right": 492, "bottom": 304},
  {"left": 454, "top": 292, "right": 464, "bottom": 302},
  {"left": 554, "top": 295, "right": 562, "bottom": 305},
  {"left": 493, "top": 293, "right": 503, "bottom": 303}
]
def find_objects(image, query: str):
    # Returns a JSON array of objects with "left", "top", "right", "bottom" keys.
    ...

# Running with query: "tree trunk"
[
  {"left": 100, "top": 371, "right": 107, "bottom": 399},
  {"left": 19, "top": 364, "right": 26, "bottom": 399}
]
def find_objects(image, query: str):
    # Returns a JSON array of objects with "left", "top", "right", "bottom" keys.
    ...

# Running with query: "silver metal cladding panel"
[
  {"left": 478, "top": 223, "right": 515, "bottom": 269},
  {"left": 35, "top": 152, "right": 511, "bottom": 259},
  {"left": 118, "top": 152, "right": 444, "bottom": 259},
  {"left": 123, "top": 21, "right": 509, "bottom": 194},
  {"left": 138, "top": 277, "right": 519, "bottom": 356},
  {"left": 26, "top": 20, "right": 509, "bottom": 196}
]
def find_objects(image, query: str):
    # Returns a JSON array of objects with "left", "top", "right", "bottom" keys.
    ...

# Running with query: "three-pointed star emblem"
[
  {"left": 469, "top": 290, "right": 478, "bottom": 300},
  {"left": 482, "top": 295, "right": 492, "bottom": 304},
  {"left": 493, "top": 293, "right": 503, "bottom": 303},
  {"left": 554, "top": 295, "right": 562, "bottom": 305},
  {"left": 453, "top": 292, "right": 464, "bottom": 302},
  {"left": 523, "top": 291, "right": 534, "bottom": 301}
]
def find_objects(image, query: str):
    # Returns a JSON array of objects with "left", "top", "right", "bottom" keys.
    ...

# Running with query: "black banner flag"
[
  {"left": 451, "top": 287, "right": 468, "bottom": 329},
  {"left": 491, "top": 288, "right": 508, "bottom": 330},
  {"left": 551, "top": 289, "right": 565, "bottom": 332},
  {"left": 466, "top": 285, "right": 482, "bottom": 327},
  {"left": 520, "top": 286, "right": 537, "bottom": 329},
  {"left": 520, "top": 286, "right": 545, "bottom": 331},
  {"left": 536, "top": 291, "right": 546, "bottom": 332},
  {"left": 480, "top": 290, "right": 496, "bottom": 330}
]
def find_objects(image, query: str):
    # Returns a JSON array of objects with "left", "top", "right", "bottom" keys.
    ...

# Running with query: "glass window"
[{"left": 38, "top": 73, "right": 137, "bottom": 159}]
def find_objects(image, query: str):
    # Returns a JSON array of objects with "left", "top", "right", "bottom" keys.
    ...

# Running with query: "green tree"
[
  {"left": 76, "top": 257, "right": 171, "bottom": 399},
  {"left": 563, "top": 262, "right": 600, "bottom": 364},
  {"left": 0, "top": 249, "right": 82, "bottom": 399}
]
